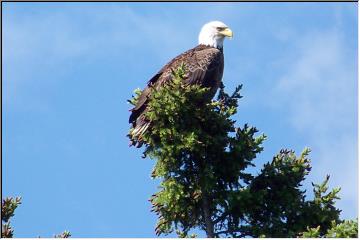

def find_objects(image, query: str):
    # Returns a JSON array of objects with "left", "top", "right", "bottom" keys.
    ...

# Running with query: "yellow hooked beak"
[{"left": 220, "top": 28, "right": 233, "bottom": 39}]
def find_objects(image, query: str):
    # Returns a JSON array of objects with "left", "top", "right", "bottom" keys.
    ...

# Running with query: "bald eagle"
[{"left": 129, "top": 21, "right": 233, "bottom": 146}]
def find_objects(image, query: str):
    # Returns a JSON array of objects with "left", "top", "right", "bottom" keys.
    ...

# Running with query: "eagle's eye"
[{"left": 216, "top": 27, "right": 225, "bottom": 31}]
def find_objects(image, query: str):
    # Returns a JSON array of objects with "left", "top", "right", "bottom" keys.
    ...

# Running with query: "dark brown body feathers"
[{"left": 129, "top": 44, "right": 224, "bottom": 146}]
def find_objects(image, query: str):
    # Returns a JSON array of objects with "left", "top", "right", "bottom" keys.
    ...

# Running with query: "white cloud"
[
  {"left": 3, "top": 6, "right": 196, "bottom": 110},
  {"left": 3, "top": 6, "right": 191, "bottom": 63}
]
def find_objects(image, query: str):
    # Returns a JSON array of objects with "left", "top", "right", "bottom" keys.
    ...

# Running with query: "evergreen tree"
[{"left": 129, "top": 66, "right": 358, "bottom": 238}]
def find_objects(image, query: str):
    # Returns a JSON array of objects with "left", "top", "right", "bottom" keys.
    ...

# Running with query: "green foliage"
[
  {"left": 2, "top": 197, "right": 22, "bottom": 223},
  {"left": 175, "top": 230, "right": 197, "bottom": 238},
  {"left": 129, "top": 66, "right": 357, "bottom": 238},
  {"left": 127, "top": 88, "right": 143, "bottom": 106},
  {"left": 243, "top": 150, "right": 341, "bottom": 237},
  {"left": 325, "top": 219, "right": 358, "bottom": 238},
  {"left": 300, "top": 226, "right": 321, "bottom": 238},
  {"left": 1, "top": 197, "right": 22, "bottom": 238},
  {"left": 1, "top": 197, "right": 71, "bottom": 238},
  {"left": 300, "top": 219, "right": 358, "bottom": 238}
]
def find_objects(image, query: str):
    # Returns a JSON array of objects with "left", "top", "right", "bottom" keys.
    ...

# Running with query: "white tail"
[{"left": 131, "top": 122, "right": 150, "bottom": 139}]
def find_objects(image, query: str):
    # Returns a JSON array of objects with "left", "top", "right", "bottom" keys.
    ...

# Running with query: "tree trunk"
[{"left": 201, "top": 188, "right": 215, "bottom": 238}]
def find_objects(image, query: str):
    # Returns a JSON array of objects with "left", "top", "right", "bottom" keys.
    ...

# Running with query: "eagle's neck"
[
  {"left": 198, "top": 44, "right": 223, "bottom": 52},
  {"left": 198, "top": 34, "right": 225, "bottom": 49}
]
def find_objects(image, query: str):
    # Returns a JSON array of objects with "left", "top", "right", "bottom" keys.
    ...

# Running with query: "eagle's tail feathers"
[{"left": 129, "top": 122, "right": 151, "bottom": 148}]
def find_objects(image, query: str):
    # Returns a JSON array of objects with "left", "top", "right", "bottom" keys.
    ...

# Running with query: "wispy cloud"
[
  {"left": 3, "top": 5, "right": 193, "bottom": 64},
  {"left": 271, "top": 22, "right": 357, "bottom": 218},
  {"left": 3, "top": 5, "right": 198, "bottom": 111}
]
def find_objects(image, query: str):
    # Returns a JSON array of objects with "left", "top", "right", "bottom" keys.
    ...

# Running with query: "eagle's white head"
[{"left": 198, "top": 21, "right": 233, "bottom": 49}]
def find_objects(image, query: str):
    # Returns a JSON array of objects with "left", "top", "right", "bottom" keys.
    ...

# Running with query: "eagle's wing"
[{"left": 129, "top": 45, "right": 223, "bottom": 143}]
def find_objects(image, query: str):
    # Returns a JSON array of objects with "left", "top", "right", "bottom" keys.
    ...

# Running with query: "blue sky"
[{"left": 2, "top": 2, "right": 358, "bottom": 237}]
